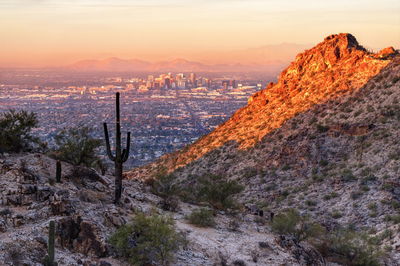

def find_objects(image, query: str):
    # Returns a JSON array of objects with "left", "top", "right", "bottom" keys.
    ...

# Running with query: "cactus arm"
[
  {"left": 103, "top": 123, "right": 116, "bottom": 161},
  {"left": 122, "top": 132, "right": 131, "bottom": 162}
]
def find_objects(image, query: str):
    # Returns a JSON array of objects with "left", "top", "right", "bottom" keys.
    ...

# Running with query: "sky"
[{"left": 0, "top": 0, "right": 399, "bottom": 67}]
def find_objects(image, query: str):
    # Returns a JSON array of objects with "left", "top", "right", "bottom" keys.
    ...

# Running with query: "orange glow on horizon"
[{"left": 0, "top": 0, "right": 399, "bottom": 68}]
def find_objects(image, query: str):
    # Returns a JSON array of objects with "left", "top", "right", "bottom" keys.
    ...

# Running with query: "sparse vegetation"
[
  {"left": 187, "top": 208, "right": 215, "bottom": 227},
  {"left": 316, "top": 124, "right": 329, "bottom": 133},
  {"left": 0, "top": 109, "right": 41, "bottom": 153},
  {"left": 331, "top": 210, "right": 343, "bottom": 219},
  {"left": 50, "top": 126, "right": 102, "bottom": 167},
  {"left": 196, "top": 174, "right": 244, "bottom": 210},
  {"left": 271, "top": 209, "right": 323, "bottom": 242},
  {"left": 323, "top": 192, "right": 338, "bottom": 200},
  {"left": 315, "top": 227, "right": 385, "bottom": 266},
  {"left": 341, "top": 169, "right": 356, "bottom": 182},
  {"left": 109, "top": 212, "right": 185, "bottom": 266}
]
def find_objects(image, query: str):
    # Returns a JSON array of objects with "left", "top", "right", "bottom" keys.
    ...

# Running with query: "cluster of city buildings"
[{"left": 0, "top": 70, "right": 267, "bottom": 167}]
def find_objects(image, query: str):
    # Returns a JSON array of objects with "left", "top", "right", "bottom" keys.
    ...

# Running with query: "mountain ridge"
[
  {"left": 125, "top": 33, "right": 400, "bottom": 263},
  {"left": 128, "top": 33, "right": 398, "bottom": 178},
  {"left": 67, "top": 57, "right": 287, "bottom": 73}
]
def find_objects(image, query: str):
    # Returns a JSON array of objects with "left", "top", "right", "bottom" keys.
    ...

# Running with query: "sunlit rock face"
[{"left": 128, "top": 33, "right": 397, "bottom": 178}]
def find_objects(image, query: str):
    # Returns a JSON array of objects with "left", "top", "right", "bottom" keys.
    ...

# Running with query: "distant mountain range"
[
  {"left": 57, "top": 42, "right": 312, "bottom": 73},
  {"left": 66, "top": 57, "right": 287, "bottom": 73}
]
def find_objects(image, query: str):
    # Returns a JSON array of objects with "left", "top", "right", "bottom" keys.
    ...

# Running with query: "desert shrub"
[
  {"left": 159, "top": 196, "right": 180, "bottom": 212},
  {"left": 152, "top": 174, "right": 181, "bottom": 211},
  {"left": 316, "top": 124, "right": 329, "bottom": 133},
  {"left": 271, "top": 209, "right": 324, "bottom": 242},
  {"left": 50, "top": 126, "right": 102, "bottom": 167},
  {"left": 385, "top": 214, "right": 400, "bottom": 224},
  {"left": 341, "top": 169, "right": 356, "bottom": 182},
  {"left": 0, "top": 110, "right": 41, "bottom": 152},
  {"left": 187, "top": 208, "right": 215, "bottom": 227},
  {"left": 315, "top": 228, "right": 384, "bottom": 266},
  {"left": 323, "top": 192, "right": 338, "bottom": 201},
  {"left": 68, "top": 166, "right": 103, "bottom": 185},
  {"left": 367, "top": 203, "right": 377, "bottom": 211},
  {"left": 331, "top": 210, "right": 343, "bottom": 219},
  {"left": 197, "top": 174, "right": 244, "bottom": 210},
  {"left": 305, "top": 200, "right": 317, "bottom": 207},
  {"left": 319, "top": 159, "right": 329, "bottom": 167},
  {"left": 109, "top": 212, "right": 185, "bottom": 266},
  {"left": 152, "top": 174, "right": 180, "bottom": 199},
  {"left": 351, "top": 190, "right": 363, "bottom": 200}
]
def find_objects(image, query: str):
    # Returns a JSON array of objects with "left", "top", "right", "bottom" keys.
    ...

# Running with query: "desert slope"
[
  {"left": 127, "top": 33, "right": 400, "bottom": 262},
  {"left": 127, "top": 33, "right": 398, "bottom": 179}
]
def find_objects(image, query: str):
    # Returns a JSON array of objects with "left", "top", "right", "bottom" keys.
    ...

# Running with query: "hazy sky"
[{"left": 1, "top": 0, "right": 399, "bottom": 67}]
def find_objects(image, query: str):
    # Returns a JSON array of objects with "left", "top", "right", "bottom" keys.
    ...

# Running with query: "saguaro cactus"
[
  {"left": 44, "top": 220, "right": 58, "bottom": 266},
  {"left": 103, "top": 92, "right": 131, "bottom": 204},
  {"left": 56, "top": 160, "right": 61, "bottom": 183}
]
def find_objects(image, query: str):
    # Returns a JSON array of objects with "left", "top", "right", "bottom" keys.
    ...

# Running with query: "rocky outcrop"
[
  {"left": 0, "top": 154, "right": 148, "bottom": 265},
  {"left": 57, "top": 216, "right": 107, "bottom": 257}
]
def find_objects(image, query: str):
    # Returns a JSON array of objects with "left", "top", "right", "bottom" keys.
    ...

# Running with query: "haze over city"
[{"left": 1, "top": 0, "right": 399, "bottom": 68}]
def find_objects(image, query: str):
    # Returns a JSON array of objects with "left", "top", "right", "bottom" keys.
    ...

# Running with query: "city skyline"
[{"left": 1, "top": 0, "right": 399, "bottom": 67}]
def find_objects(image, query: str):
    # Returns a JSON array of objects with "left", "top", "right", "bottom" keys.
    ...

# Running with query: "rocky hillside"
[
  {"left": 127, "top": 33, "right": 400, "bottom": 262},
  {"left": 0, "top": 153, "right": 321, "bottom": 265},
  {"left": 1, "top": 33, "right": 400, "bottom": 265},
  {"left": 128, "top": 33, "right": 398, "bottom": 178}
]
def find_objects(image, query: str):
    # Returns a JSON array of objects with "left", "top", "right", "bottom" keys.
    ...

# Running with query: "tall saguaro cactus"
[{"left": 103, "top": 92, "right": 131, "bottom": 204}]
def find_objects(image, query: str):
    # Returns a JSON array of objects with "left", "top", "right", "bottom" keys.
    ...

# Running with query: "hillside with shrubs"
[{"left": 128, "top": 33, "right": 400, "bottom": 264}]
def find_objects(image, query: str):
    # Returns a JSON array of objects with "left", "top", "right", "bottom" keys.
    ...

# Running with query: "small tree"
[
  {"left": 271, "top": 208, "right": 324, "bottom": 242},
  {"left": 197, "top": 174, "right": 244, "bottom": 210},
  {"left": 315, "top": 227, "right": 384, "bottom": 266},
  {"left": 0, "top": 109, "right": 39, "bottom": 152},
  {"left": 51, "top": 126, "right": 102, "bottom": 167},
  {"left": 109, "top": 212, "right": 185, "bottom": 266},
  {"left": 188, "top": 208, "right": 215, "bottom": 227}
]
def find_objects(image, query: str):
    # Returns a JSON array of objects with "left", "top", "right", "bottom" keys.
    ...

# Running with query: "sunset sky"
[{"left": 0, "top": 0, "right": 399, "bottom": 67}]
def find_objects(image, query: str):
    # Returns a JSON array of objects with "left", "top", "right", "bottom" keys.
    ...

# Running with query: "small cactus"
[
  {"left": 43, "top": 220, "right": 58, "bottom": 266},
  {"left": 56, "top": 161, "right": 61, "bottom": 183}
]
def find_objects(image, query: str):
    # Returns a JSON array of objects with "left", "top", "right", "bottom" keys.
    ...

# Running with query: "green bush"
[
  {"left": 331, "top": 210, "right": 343, "bottom": 219},
  {"left": 151, "top": 174, "right": 182, "bottom": 211},
  {"left": 197, "top": 174, "right": 244, "bottom": 210},
  {"left": 341, "top": 169, "right": 356, "bottom": 182},
  {"left": 152, "top": 174, "right": 180, "bottom": 199},
  {"left": 109, "top": 212, "right": 185, "bottom": 266},
  {"left": 0, "top": 110, "right": 40, "bottom": 152},
  {"left": 50, "top": 126, "right": 102, "bottom": 167},
  {"left": 316, "top": 124, "right": 329, "bottom": 133},
  {"left": 188, "top": 208, "right": 215, "bottom": 227},
  {"left": 271, "top": 209, "right": 323, "bottom": 242},
  {"left": 315, "top": 228, "right": 384, "bottom": 266}
]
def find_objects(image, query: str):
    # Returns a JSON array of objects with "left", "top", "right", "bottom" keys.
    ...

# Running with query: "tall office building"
[{"left": 190, "top": 73, "right": 196, "bottom": 85}]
